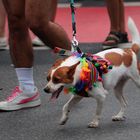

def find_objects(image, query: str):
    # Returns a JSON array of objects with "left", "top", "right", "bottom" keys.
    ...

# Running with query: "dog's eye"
[
  {"left": 53, "top": 77, "right": 60, "bottom": 83},
  {"left": 47, "top": 75, "right": 51, "bottom": 81}
]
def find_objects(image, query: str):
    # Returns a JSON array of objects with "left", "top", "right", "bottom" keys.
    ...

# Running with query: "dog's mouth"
[{"left": 51, "top": 86, "right": 64, "bottom": 99}]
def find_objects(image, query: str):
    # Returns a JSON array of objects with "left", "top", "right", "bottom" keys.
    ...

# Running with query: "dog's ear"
[
  {"left": 67, "top": 62, "right": 80, "bottom": 78},
  {"left": 53, "top": 58, "right": 66, "bottom": 68}
]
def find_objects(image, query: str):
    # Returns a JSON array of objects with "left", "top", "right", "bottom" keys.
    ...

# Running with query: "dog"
[{"left": 44, "top": 17, "right": 140, "bottom": 128}]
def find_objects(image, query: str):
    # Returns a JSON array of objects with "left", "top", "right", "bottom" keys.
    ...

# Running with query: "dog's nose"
[{"left": 44, "top": 87, "right": 50, "bottom": 93}]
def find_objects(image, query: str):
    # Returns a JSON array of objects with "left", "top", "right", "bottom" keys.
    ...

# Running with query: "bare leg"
[
  {"left": 25, "top": 0, "right": 71, "bottom": 50},
  {"left": 50, "top": 0, "right": 57, "bottom": 21},
  {"left": 103, "top": 0, "right": 128, "bottom": 47},
  {"left": 119, "top": 0, "right": 126, "bottom": 33},
  {"left": 0, "top": 0, "right": 6, "bottom": 37},
  {"left": 112, "top": 79, "right": 128, "bottom": 121},
  {"left": 105, "top": 0, "right": 120, "bottom": 32},
  {"left": 0, "top": 0, "right": 41, "bottom": 111},
  {"left": 60, "top": 95, "right": 83, "bottom": 125},
  {"left": 3, "top": 0, "right": 33, "bottom": 67},
  {"left": 32, "top": 0, "right": 57, "bottom": 46}
]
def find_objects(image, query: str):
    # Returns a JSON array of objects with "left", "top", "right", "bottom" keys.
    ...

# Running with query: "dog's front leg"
[
  {"left": 88, "top": 84, "right": 106, "bottom": 128},
  {"left": 60, "top": 95, "right": 83, "bottom": 125}
]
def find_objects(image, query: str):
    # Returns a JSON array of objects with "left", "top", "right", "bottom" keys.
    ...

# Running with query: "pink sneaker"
[{"left": 0, "top": 86, "right": 41, "bottom": 111}]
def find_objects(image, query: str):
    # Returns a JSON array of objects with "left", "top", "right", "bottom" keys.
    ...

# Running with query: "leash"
[
  {"left": 54, "top": 0, "right": 82, "bottom": 55},
  {"left": 52, "top": 1, "right": 113, "bottom": 97},
  {"left": 70, "top": 0, "right": 82, "bottom": 54}
]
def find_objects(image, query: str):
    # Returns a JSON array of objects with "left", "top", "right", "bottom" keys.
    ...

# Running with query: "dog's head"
[{"left": 44, "top": 57, "right": 80, "bottom": 99}]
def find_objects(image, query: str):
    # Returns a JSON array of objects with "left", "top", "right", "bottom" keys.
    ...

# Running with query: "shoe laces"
[{"left": 6, "top": 86, "right": 22, "bottom": 101}]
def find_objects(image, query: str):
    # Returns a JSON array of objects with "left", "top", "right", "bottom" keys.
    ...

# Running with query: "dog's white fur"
[{"left": 45, "top": 18, "right": 140, "bottom": 128}]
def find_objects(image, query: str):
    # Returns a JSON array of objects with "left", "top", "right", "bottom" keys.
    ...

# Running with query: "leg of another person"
[
  {"left": 0, "top": 0, "right": 7, "bottom": 47},
  {"left": 26, "top": 0, "right": 71, "bottom": 50},
  {"left": 0, "top": 0, "right": 41, "bottom": 111},
  {"left": 32, "top": 0, "right": 58, "bottom": 46},
  {"left": 103, "top": 0, "right": 128, "bottom": 47}
]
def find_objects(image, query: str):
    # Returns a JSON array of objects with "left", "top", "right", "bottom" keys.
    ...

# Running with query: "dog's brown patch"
[
  {"left": 47, "top": 58, "right": 67, "bottom": 81},
  {"left": 123, "top": 48, "right": 133, "bottom": 67},
  {"left": 52, "top": 62, "right": 80, "bottom": 84},
  {"left": 105, "top": 50, "right": 133, "bottom": 67},
  {"left": 52, "top": 58, "right": 66, "bottom": 68},
  {"left": 53, "top": 67, "right": 72, "bottom": 84},
  {"left": 105, "top": 52, "right": 123, "bottom": 66},
  {"left": 131, "top": 44, "right": 139, "bottom": 54}
]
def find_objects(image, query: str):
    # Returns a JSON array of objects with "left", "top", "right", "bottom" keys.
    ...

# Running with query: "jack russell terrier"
[{"left": 44, "top": 18, "right": 140, "bottom": 128}]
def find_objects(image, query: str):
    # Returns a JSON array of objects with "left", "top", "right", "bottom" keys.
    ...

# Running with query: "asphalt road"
[{"left": 0, "top": 44, "right": 140, "bottom": 140}]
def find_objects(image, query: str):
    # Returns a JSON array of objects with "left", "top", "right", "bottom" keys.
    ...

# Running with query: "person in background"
[
  {"left": 0, "top": 0, "right": 7, "bottom": 49},
  {"left": 0, "top": 0, "right": 58, "bottom": 48},
  {"left": 103, "top": 0, "right": 129, "bottom": 49},
  {"left": 0, "top": 0, "right": 71, "bottom": 111}
]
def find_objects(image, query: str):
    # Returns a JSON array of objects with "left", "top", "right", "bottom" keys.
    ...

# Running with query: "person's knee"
[
  {"left": 26, "top": 15, "right": 49, "bottom": 32},
  {"left": 8, "top": 14, "right": 27, "bottom": 34}
]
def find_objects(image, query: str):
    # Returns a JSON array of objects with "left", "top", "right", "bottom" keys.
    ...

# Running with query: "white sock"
[{"left": 15, "top": 68, "right": 36, "bottom": 93}]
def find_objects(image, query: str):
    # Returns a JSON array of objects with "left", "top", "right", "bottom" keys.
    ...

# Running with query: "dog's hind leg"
[
  {"left": 130, "top": 71, "right": 140, "bottom": 88},
  {"left": 60, "top": 95, "right": 83, "bottom": 125},
  {"left": 128, "top": 62, "right": 140, "bottom": 88},
  {"left": 112, "top": 78, "right": 128, "bottom": 121},
  {"left": 88, "top": 83, "right": 106, "bottom": 128}
]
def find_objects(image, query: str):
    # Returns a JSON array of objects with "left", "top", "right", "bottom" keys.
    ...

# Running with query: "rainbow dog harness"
[{"left": 64, "top": 52, "right": 113, "bottom": 97}]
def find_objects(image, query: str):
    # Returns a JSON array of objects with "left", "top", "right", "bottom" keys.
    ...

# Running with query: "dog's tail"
[
  {"left": 128, "top": 17, "right": 140, "bottom": 46},
  {"left": 128, "top": 17, "right": 140, "bottom": 54}
]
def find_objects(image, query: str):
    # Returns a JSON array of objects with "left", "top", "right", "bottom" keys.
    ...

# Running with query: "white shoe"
[
  {"left": 32, "top": 37, "right": 45, "bottom": 46},
  {"left": 0, "top": 37, "right": 7, "bottom": 49},
  {"left": 0, "top": 86, "right": 41, "bottom": 111}
]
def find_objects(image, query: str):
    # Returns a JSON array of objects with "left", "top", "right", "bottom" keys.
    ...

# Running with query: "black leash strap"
[{"left": 70, "top": 0, "right": 82, "bottom": 54}]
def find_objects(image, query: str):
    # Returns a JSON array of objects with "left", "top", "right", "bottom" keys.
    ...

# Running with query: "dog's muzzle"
[
  {"left": 44, "top": 86, "right": 51, "bottom": 93},
  {"left": 44, "top": 86, "right": 64, "bottom": 99}
]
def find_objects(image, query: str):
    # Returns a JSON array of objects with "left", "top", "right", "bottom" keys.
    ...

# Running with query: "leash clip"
[{"left": 72, "top": 36, "right": 78, "bottom": 47}]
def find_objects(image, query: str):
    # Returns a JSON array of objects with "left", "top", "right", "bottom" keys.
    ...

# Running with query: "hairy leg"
[
  {"left": 3, "top": 0, "right": 33, "bottom": 67},
  {"left": 25, "top": 0, "right": 71, "bottom": 50}
]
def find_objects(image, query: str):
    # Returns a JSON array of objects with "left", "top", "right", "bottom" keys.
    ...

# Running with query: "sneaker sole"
[
  {"left": 117, "top": 42, "right": 132, "bottom": 48},
  {"left": 32, "top": 42, "right": 45, "bottom": 46},
  {"left": 0, "top": 99, "right": 41, "bottom": 111},
  {"left": 103, "top": 42, "right": 131, "bottom": 50},
  {"left": 0, "top": 45, "right": 7, "bottom": 51}
]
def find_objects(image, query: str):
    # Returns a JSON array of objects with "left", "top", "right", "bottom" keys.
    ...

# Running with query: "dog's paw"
[
  {"left": 88, "top": 121, "right": 99, "bottom": 128},
  {"left": 112, "top": 115, "right": 126, "bottom": 121},
  {"left": 59, "top": 117, "right": 68, "bottom": 125}
]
